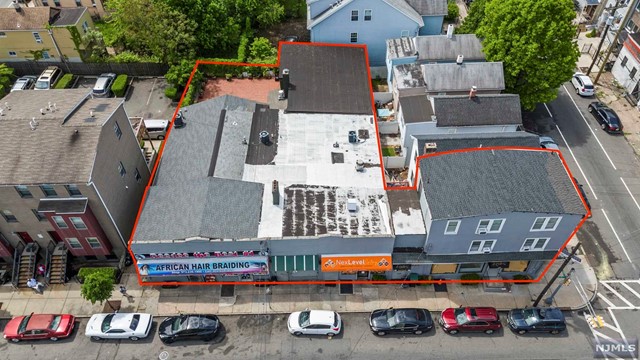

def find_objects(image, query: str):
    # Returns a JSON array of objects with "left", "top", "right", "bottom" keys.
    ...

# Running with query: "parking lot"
[{"left": 123, "top": 77, "right": 176, "bottom": 121}]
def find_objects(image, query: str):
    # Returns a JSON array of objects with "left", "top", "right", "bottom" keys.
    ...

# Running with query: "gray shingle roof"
[
  {"left": 400, "top": 94, "right": 433, "bottom": 123},
  {"left": 393, "top": 63, "right": 426, "bottom": 90},
  {"left": 415, "top": 132, "right": 540, "bottom": 154},
  {"left": 155, "top": 95, "right": 256, "bottom": 186},
  {"left": 0, "top": 89, "right": 118, "bottom": 185},
  {"left": 308, "top": 0, "right": 423, "bottom": 29},
  {"left": 406, "top": 0, "right": 448, "bottom": 16},
  {"left": 0, "top": 6, "right": 52, "bottom": 30},
  {"left": 419, "top": 149, "right": 586, "bottom": 219},
  {"left": 432, "top": 94, "right": 522, "bottom": 127},
  {"left": 384, "top": 0, "right": 424, "bottom": 25},
  {"left": 422, "top": 62, "right": 505, "bottom": 92},
  {"left": 134, "top": 177, "right": 264, "bottom": 241},
  {"left": 414, "top": 34, "right": 485, "bottom": 62}
]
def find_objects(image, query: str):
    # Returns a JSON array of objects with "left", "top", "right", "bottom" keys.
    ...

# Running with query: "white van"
[
  {"left": 144, "top": 119, "right": 169, "bottom": 140},
  {"left": 34, "top": 66, "right": 62, "bottom": 90}
]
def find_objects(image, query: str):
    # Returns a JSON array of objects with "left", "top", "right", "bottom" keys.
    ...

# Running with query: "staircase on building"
[
  {"left": 15, "top": 243, "right": 39, "bottom": 288},
  {"left": 48, "top": 243, "right": 68, "bottom": 285}
]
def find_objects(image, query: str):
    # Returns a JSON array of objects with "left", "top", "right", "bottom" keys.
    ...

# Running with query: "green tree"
[
  {"left": 457, "top": 0, "right": 488, "bottom": 34},
  {"left": 165, "top": 59, "right": 198, "bottom": 89},
  {"left": 80, "top": 271, "right": 116, "bottom": 311},
  {"left": 476, "top": 0, "right": 579, "bottom": 110},
  {"left": 249, "top": 37, "right": 277, "bottom": 64},
  {"left": 444, "top": 0, "right": 459, "bottom": 22},
  {"left": 82, "top": 29, "right": 108, "bottom": 62},
  {"left": 0, "top": 63, "right": 14, "bottom": 97},
  {"left": 106, "top": 0, "right": 197, "bottom": 64},
  {"left": 226, "top": 0, "right": 284, "bottom": 28}
]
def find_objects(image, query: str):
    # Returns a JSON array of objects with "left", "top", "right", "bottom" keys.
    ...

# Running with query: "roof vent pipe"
[{"left": 446, "top": 24, "right": 455, "bottom": 38}]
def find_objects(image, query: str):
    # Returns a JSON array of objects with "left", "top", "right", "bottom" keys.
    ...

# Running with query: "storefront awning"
[{"left": 271, "top": 255, "right": 318, "bottom": 272}]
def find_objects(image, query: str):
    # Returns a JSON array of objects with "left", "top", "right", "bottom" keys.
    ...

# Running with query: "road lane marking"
[
  {"left": 544, "top": 103, "right": 553, "bottom": 118},
  {"left": 598, "top": 292, "right": 618, "bottom": 308},
  {"left": 146, "top": 78, "right": 157, "bottom": 106},
  {"left": 600, "top": 282, "right": 635, "bottom": 308},
  {"left": 620, "top": 177, "right": 640, "bottom": 213},
  {"left": 602, "top": 209, "right": 634, "bottom": 264},
  {"left": 562, "top": 84, "right": 618, "bottom": 170},
  {"left": 620, "top": 282, "right": 640, "bottom": 301},
  {"left": 607, "top": 309, "right": 639, "bottom": 360},
  {"left": 555, "top": 125, "right": 599, "bottom": 200}
]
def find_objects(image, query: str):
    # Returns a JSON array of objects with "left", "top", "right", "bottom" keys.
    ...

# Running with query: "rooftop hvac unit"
[
  {"left": 347, "top": 199, "right": 358, "bottom": 212},
  {"left": 456, "top": 55, "right": 464, "bottom": 65},
  {"left": 423, "top": 142, "right": 437, "bottom": 154}
]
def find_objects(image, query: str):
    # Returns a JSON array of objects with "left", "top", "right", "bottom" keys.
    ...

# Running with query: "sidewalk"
[
  {"left": 0, "top": 253, "right": 598, "bottom": 319},
  {"left": 575, "top": 30, "right": 640, "bottom": 156}
]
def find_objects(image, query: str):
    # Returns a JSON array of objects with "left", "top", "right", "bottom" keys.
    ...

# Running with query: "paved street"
[
  {"left": 123, "top": 77, "right": 176, "bottom": 120},
  {"left": 542, "top": 83, "right": 640, "bottom": 280},
  {"left": 0, "top": 312, "right": 596, "bottom": 360}
]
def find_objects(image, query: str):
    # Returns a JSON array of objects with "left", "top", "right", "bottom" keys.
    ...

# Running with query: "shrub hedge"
[
  {"left": 111, "top": 74, "right": 128, "bottom": 97},
  {"left": 54, "top": 74, "right": 74, "bottom": 89},
  {"left": 460, "top": 273, "right": 482, "bottom": 284},
  {"left": 164, "top": 86, "right": 178, "bottom": 100},
  {"left": 77, "top": 267, "right": 118, "bottom": 283}
]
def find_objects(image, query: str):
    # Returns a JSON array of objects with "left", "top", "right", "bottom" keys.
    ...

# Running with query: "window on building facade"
[
  {"left": 351, "top": 10, "right": 358, "bottom": 21},
  {"left": 32, "top": 209, "right": 47, "bottom": 222},
  {"left": 630, "top": 67, "right": 637, "bottom": 79},
  {"left": 42, "top": 0, "right": 49, "bottom": 5},
  {"left": 82, "top": 21, "right": 89, "bottom": 33},
  {"left": 476, "top": 219, "right": 504, "bottom": 234},
  {"left": 86, "top": 237, "right": 101, "bottom": 248},
  {"left": 70, "top": 217, "right": 87, "bottom": 230},
  {"left": 65, "top": 184, "right": 82, "bottom": 197},
  {"left": 33, "top": 32, "right": 42, "bottom": 43},
  {"left": 54, "top": 0, "right": 61, "bottom": 6},
  {"left": 530, "top": 216, "right": 561, "bottom": 231},
  {"left": 468, "top": 240, "right": 496, "bottom": 254},
  {"left": 42, "top": 51, "right": 50, "bottom": 59},
  {"left": 52, "top": 216, "right": 68, "bottom": 228},
  {"left": 458, "top": 263, "right": 484, "bottom": 273},
  {"left": 114, "top": 121, "right": 122, "bottom": 140},
  {"left": 0, "top": 32, "right": 7, "bottom": 38},
  {"left": 350, "top": 32, "right": 358, "bottom": 43},
  {"left": 40, "top": 185, "right": 57, "bottom": 197},
  {"left": 118, "top": 161, "right": 126, "bottom": 177},
  {"left": 15, "top": 185, "right": 32, "bottom": 198},
  {"left": 75, "top": 0, "right": 82, "bottom": 6},
  {"left": 364, "top": 9, "right": 372, "bottom": 21},
  {"left": 8, "top": 51, "right": 16, "bottom": 56},
  {"left": 66, "top": 237, "right": 83, "bottom": 249},
  {"left": 1, "top": 210, "right": 18, "bottom": 223},
  {"left": 521, "top": 238, "right": 549, "bottom": 251},
  {"left": 621, "top": 56, "right": 628, "bottom": 67},
  {"left": 444, "top": 220, "right": 460, "bottom": 235}
]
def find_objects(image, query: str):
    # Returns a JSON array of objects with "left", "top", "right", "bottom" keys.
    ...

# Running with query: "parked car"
[
  {"left": 539, "top": 136, "right": 560, "bottom": 150},
  {"left": 571, "top": 72, "right": 595, "bottom": 97},
  {"left": 573, "top": 177, "right": 592, "bottom": 215},
  {"left": 588, "top": 102, "right": 623, "bottom": 134},
  {"left": 34, "top": 66, "right": 63, "bottom": 90},
  {"left": 158, "top": 314, "right": 221, "bottom": 344},
  {"left": 92, "top": 73, "right": 117, "bottom": 97},
  {"left": 10, "top": 76, "right": 37, "bottom": 92},
  {"left": 144, "top": 119, "right": 169, "bottom": 140},
  {"left": 507, "top": 307, "right": 566, "bottom": 335},
  {"left": 369, "top": 308, "right": 433, "bottom": 336},
  {"left": 3, "top": 313, "right": 75, "bottom": 343},
  {"left": 439, "top": 307, "right": 501, "bottom": 335},
  {"left": 287, "top": 310, "right": 342, "bottom": 336},
  {"left": 85, "top": 313, "right": 153, "bottom": 341}
]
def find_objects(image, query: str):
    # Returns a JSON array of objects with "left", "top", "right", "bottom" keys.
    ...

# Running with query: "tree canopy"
[
  {"left": 476, "top": 0, "right": 579, "bottom": 110},
  {"left": 0, "top": 64, "right": 14, "bottom": 97},
  {"left": 80, "top": 271, "right": 115, "bottom": 309},
  {"left": 457, "top": 0, "right": 487, "bottom": 34}
]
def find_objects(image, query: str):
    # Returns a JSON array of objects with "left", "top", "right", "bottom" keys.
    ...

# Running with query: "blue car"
[{"left": 507, "top": 307, "right": 566, "bottom": 335}]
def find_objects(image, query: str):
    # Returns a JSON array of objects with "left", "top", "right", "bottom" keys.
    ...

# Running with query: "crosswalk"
[{"left": 585, "top": 280, "right": 640, "bottom": 360}]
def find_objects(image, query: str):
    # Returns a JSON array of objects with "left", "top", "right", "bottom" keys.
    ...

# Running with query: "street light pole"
[
  {"left": 594, "top": 0, "right": 640, "bottom": 84},
  {"left": 532, "top": 243, "right": 582, "bottom": 307},
  {"left": 544, "top": 267, "right": 575, "bottom": 305}
]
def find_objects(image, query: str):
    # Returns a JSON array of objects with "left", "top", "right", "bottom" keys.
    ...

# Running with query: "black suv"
[
  {"left": 507, "top": 307, "right": 566, "bottom": 335},
  {"left": 369, "top": 308, "right": 433, "bottom": 336}
]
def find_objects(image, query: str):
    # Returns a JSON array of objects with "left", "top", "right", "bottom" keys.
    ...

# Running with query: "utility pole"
[
  {"left": 544, "top": 267, "right": 575, "bottom": 305},
  {"left": 587, "top": 15, "right": 615, "bottom": 75},
  {"left": 594, "top": 0, "right": 640, "bottom": 84},
  {"left": 533, "top": 243, "right": 581, "bottom": 307}
]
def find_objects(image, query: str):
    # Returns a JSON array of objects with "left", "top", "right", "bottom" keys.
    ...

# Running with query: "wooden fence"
[{"left": 6, "top": 61, "right": 169, "bottom": 77}]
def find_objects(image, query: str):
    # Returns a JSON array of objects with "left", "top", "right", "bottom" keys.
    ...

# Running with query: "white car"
[
  {"left": 287, "top": 310, "right": 342, "bottom": 336},
  {"left": 539, "top": 136, "right": 560, "bottom": 150},
  {"left": 571, "top": 72, "right": 595, "bottom": 97},
  {"left": 85, "top": 313, "right": 153, "bottom": 341}
]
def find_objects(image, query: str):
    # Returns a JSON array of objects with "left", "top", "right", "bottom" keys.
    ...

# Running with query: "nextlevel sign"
[
  {"left": 137, "top": 256, "right": 269, "bottom": 276},
  {"left": 320, "top": 254, "right": 392, "bottom": 272}
]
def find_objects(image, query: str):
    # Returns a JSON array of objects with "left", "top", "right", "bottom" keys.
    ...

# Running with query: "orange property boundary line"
[{"left": 127, "top": 42, "right": 590, "bottom": 286}]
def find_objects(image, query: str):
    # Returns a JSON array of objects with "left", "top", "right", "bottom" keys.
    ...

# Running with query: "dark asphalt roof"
[
  {"left": 133, "top": 177, "right": 264, "bottom": 241},
  {"left": 432, "top": 94, "right": 522, "bottom": 127},
  {"left": 400, "top": 94, "right": 433, "bottom": 124},
  {"left": 415, "top": 132, "right": 540, "bottom": 154},
  {"left": 418, "top": 149, "right": 586, "bottom": 219},
  {"left": 279, "top": 44, "right": 373, "bottom": 115},
  {"left": 52, "top": 7, "right": 85, "bottom": 26}
]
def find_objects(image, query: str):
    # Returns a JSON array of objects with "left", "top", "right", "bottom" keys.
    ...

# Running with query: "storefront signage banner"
[
  {"left": 137, "top": 256, "right": 269, "bottom": 276},
  {"left": 321, "top": 255, "right": 392, "bottom": 272}
]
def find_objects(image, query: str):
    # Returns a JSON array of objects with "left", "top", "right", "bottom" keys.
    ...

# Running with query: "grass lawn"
[{"left": 381, "top": 147, "right": 396, "bottom": 157}]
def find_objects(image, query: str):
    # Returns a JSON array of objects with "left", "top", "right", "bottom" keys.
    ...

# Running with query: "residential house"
[
  {"left": 0, "top": 89, "right": 150, "bottom": 286},
  {"left": 0, "top": 5, "right": 94, "bottom": 63},
  {"left": 407, "top": 147, "right": 587, "bottom": 279},
  {"left": 386, "top": 31, "right": 485, "bottom": 83},
  {"left": 30, "top": 0, "right": 107, "bottom": 18},
  {"left": 307, "top": 0, "right": 447, "bottom": 68},
  {"left": 612, "top": 32, "right": 640, "bottom": 103}
]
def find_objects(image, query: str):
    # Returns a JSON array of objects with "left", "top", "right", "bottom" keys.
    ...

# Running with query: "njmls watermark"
[{"left": 594, "top": 338, "right": 638, "bottom": 359}]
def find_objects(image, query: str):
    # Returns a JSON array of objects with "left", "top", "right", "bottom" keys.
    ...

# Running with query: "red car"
[
  {"left": 3, "top": 313, "right": 75, "bottom": 343},
  {"left": 438, "top": 307, "right": 501, "bottom": 335}
]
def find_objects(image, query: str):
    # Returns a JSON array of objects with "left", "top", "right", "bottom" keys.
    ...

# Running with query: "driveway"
[{"left": 124, "top": 78, "right": 176, "bottom": 120}]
